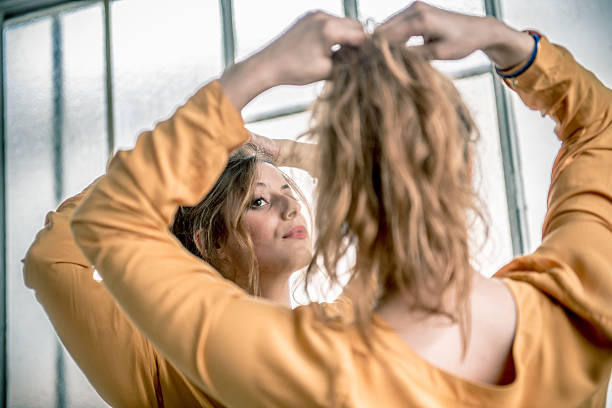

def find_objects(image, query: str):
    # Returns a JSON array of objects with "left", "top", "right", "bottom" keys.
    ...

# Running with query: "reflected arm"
[{"left": 23, "top": 181, "right": 211, "bottom": 407}]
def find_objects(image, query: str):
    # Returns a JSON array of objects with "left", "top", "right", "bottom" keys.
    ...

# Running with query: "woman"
[
  {"left": 24, "top": 138, "right": 318, "bottom": 406},
  {"left": 71, "top": 2, "right": 612, "bottom": 407}
]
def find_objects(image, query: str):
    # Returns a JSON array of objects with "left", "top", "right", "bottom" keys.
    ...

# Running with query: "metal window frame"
[
  {"left": 103, "top": 0, "right": 115, "bottom": 157},
  {"left": 51, "top": 14, "right": 66, "bottom": 408},
  {"left": 343, "top": 0, "right": 359, "bottom": 20},
  {"left": 484, "top": 0, "right": 530, "bottom": 255},
  {"left": 0, "top": 0, "right": 529, "bottom": 406},
  {"left": 2, "top": 0, "right": 87, "bottom": 25},
  {"left": 0, "top": 9, "right": 5, "bottom": 408},
  {"left": 220, "top": 0, "right": 235, "bottom": 67}
]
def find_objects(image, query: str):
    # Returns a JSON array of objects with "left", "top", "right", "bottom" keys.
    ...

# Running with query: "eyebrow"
[{"left": 255, "top": 182, "right": 291, "bottom": 190}]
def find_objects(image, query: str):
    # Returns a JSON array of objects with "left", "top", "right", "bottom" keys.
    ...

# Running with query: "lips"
[{"left": 282, "top": 225, "right": 307, "bottom": 239}]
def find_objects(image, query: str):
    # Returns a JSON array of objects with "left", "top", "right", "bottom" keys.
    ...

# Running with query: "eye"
[{"left": 250, "top": 197, "right": 269, "bottom": 209}]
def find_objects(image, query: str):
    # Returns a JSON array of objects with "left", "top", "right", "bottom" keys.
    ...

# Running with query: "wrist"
[
  {"left": 276, "top": 139, "right": 296, "bottom": 166},
  {"left": 481, "top": 18, "right": 534, "bottom": 70},
  {"left": 218, "top": 53, "right": 279, "bottom": 111}
]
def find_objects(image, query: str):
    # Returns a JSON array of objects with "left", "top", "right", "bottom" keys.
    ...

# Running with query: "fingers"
[
  {"left": 304, "top": 11, "right": 365, "bottom": 48},
  {"left": 375, "top": 1, "right": 433, "bottom": 44},
  {"left": 325, "top": 17, "right": 367, "bottom": 48},
  {"left": 256, "top": 10, "right": 366, "bottom": 86}
]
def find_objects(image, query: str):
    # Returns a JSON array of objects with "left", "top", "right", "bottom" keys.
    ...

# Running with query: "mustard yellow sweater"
[{"left": 26, "top": 36, "right": 611, "bottom": 407}]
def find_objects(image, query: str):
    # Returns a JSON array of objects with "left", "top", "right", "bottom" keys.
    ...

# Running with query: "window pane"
[
  {"left": 60, "top": 4, "right": 111, "bottom": 406},
  {"left": 358, "top": 0, "right": 484, "bottom": 26},
  {"left": 454, "top": 73, "right": 514, "bottom": 276},
  {"left": 112, "top": 0, "right": 223, "bottom": 150},
  {"left": 61, "top": 4, "right": 107, "bottom": 198},
  {"left": 234, "top": 1, "right": 343, "bottom": 61},
  {"left": 6, "top": 4, "right": 111, "bottom": 406},
  {"left": 358, "top": 0, "right": 489, "bottom": 76},
  {"left": 5, "top": 17, "right": 57, "bottom": 408},
  {"left": 234, "top": 0, "right": 343, "bottom": 120}
]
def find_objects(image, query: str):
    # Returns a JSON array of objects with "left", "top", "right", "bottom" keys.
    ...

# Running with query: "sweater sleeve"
[
  {"left": 23, "top": 181, "right": 214, "bottom": 407},
  {"left": 495, "top": 36, "right": 612, "bottom": 342},
  {"left": 71, "top": 81, "right": 343, "bottom": 407}
]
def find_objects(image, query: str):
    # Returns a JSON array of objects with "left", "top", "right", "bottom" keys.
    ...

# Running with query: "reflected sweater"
[{"left": 28, "top": 36, "right": 612, "bottom": 407}]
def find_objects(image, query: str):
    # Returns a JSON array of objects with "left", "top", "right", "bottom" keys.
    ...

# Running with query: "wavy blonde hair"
[{"left": 306, "top": 37, "right": 483, "bottom": 349}]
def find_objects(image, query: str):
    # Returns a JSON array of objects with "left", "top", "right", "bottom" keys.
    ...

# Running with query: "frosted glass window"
[
  {"left": 358, "top": 0, "right": 489, "bottom": 76},
  {"left": 245, "top": 111, "right": 309, "bottom": 140},
  {"left": 454, "top": 74, "right": 514, "bottom": 276},
  {"left": 234, "top": 0, "right": 343, "bottom": 120},
  {"left": 357, "top": 0, "right": 484, "bottom": 28},
  {"left": 59, "top": 5, "right": 111, "bottom": 406},
  {"left": 6, "top": 4, "right": 111, "bottom": 406},
  {"left": 61, "top": 4, "right": 108, "bottom": 199},
  {"left": 5, "top": 16, "right": 58, "bottom": 408},
  {"left": 233, "top": 1, "right": 343, "bottom": 61},
  {"left": 111, "top": 0, "right": 223, "bottom": 150}
]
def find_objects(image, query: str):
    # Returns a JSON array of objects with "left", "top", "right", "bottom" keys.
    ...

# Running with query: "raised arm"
[
  {"left": 495, "top": 37, "right": 612, "bottom": 340},
  {"left": 71, "top": 12, "right": 366, "bottom": 406},
  {"left": 24, "top": 181, "right": 211, "bottom": 407}
]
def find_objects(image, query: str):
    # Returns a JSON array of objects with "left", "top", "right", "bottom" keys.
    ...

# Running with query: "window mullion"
[
  {"left": 103, "top": 0, "right": 115, "bottom": 158},
  {"left": 343, "top": 0, "right": 359, "bottom": 19},
  {"left": 484, "top": 0, "right": 530, "bottom": 255},
  {"left": 0, "top": 9, "right": 6, "bottom": 408},
  {"left": 220, "top": 0, "right": 235, "bottom": 67},
  {"left": 51, "top": 14, "right": 67, "bottom": 408}
]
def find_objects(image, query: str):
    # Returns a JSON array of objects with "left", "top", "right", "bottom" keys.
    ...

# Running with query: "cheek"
[{"left": 243, "top": 213, "right": 277, "bottom": 246}]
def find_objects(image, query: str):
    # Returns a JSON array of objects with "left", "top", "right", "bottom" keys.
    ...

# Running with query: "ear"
[
  {"left": 193, "top": 229, "right": 206, "bottom": 257},
  {"left": 195, "top": 229, "right": 230, "bottom": 261}
]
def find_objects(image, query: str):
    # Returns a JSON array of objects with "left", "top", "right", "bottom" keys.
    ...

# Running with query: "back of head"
[{"left": 307, "top": 37, "right": 480, "bottom": 344}]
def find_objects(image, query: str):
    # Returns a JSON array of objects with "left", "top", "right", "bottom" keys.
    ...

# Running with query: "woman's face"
[{"left": 241, "top": 162, "right": 312, "bottom": 276}]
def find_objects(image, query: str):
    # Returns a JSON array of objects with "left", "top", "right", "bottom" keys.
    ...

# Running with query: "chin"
[
  {"left": 277, "top": 248, "right": 313, "bottom": 275},
  {"left": 293, "top": 247, "right": 313, "bottom": 271}
]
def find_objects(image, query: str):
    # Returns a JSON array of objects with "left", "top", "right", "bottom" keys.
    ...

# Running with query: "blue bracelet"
[{"left": 495, "top": 31, "right": 540, "bottom": 79}]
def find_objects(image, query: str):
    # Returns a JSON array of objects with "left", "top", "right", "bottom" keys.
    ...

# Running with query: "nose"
[{"left": 282, "top": 196, "right": 300, "bottom": 220}]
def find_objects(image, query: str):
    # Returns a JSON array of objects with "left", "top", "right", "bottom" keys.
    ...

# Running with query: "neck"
[
  {"left": 376, "top": 269, "right": 482, "bottom": 319},
  {"left": 259, "top": 272, "right": 292, "bottom": 307}
]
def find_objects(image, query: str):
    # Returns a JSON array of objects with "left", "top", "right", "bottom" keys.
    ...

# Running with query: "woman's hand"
[
  {"left": 257, "top": 11, "right": 366, "bottom": 86},
  {"left": 375, "top": 1, "right": 534, "bottom": 70},
  {"left": 220, "top": 11, "right": 366, "bottom": 111},
  {"left": 248, "top": 132, "right": 319, "bottom": 176},
  {"left": 248, "top": 132, "right": 280, "bottom": 160}
]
